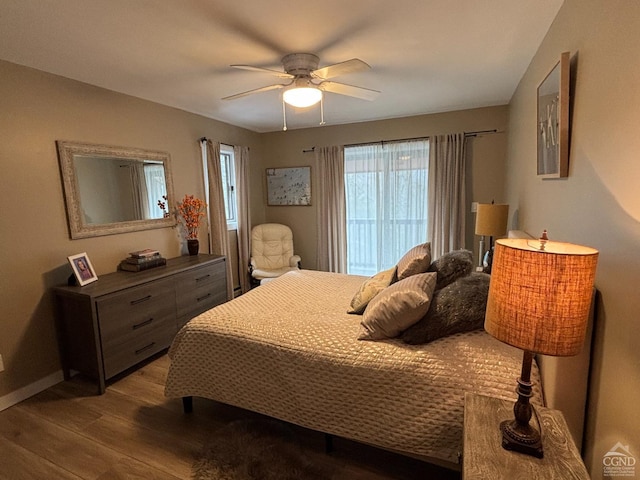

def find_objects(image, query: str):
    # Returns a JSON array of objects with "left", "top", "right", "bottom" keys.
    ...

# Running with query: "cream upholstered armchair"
[{"left": 250, "top": 223, "right": 301, "bottom": 285}]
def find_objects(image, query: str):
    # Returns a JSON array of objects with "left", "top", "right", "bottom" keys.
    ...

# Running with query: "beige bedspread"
[{"left": 165, "top": 269, "right": 542, "bottom": 465}]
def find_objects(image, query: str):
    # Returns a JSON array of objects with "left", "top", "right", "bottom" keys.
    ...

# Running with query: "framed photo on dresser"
[{"left": 68, "top": 252, "right": 98, "bottom": 286}]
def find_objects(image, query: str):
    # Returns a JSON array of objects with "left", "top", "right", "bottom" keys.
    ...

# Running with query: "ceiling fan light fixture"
[{"left": 283, "top": 87, "right": 323, "bottom": 108}]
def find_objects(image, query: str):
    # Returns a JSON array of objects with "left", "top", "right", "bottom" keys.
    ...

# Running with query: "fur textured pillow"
[
  {"left": 427, "top": 249, "right": 474, "bottom": 290},
  {"left": 401, "top": 272, "right": 490, "bottom": 345}
]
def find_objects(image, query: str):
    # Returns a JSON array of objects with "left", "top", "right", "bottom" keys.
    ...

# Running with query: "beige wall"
[
  {"left": 506, "top": 0, "right": 640, "bottom": 477},
  {"left": 259, "top": 106, "right": 510, "bottom": 269},
  {"left": 0, "top": 60, "right": 262, "bottom": 399}
]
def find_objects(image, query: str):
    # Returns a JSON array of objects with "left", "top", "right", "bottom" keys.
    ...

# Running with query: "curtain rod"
[
  {"left": 200, "top": 137, "right": 244, "bottom": 149},
  {"left": 302, "top": 130, "right": 500, "bottom": 152},
  {"left": 464, "top": 129, "right": 500, "bottom": 137}
]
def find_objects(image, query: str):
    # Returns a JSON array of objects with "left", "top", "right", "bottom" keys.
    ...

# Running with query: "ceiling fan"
[{"left": 223, "top": 53, "right": 380, "bottom": 108}]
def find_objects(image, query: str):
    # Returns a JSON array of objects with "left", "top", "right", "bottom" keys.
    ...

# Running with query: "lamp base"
[{"left": 500, "top": 418, "right": 544, "bottom": 458}]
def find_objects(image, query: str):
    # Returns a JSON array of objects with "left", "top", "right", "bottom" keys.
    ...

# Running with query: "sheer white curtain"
[
  {"left": 428, "top": 133, "right": 466, "bottom": 258},
  {"left": 144, "top": 164, "right": 166, "bottom": 219},
  {"left": 206, "top": 139, "right": 234, "bottom": 300},
  {"left": 234, "top": 145, "right": 252, "bottom": 294},
  {"left": 345, "top": 140, "right": 429, "bottom": 275},
  {"left": 315, "top": 146, "right": 347, "bottom": 272}
]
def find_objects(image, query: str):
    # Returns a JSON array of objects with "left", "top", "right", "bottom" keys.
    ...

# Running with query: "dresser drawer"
[
  {"left": 175, "top": 261, "right": 227, "bottom": 320},
  {"left": 97, "top": 278, "right": 176, "bottom": 341},
  {"left": 102, "top": 319, "right": 175, "bottom": 379}
]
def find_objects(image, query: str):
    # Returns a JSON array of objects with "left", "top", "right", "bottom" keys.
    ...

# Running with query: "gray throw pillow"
[
  {"left": 427, "top": 249, "right": 474, "bottom": 290},
  {"left": 358, "top": 272, "right": 437, "bottom": 341},
  {"left": 396, "top": 243, "right": 432, "bottom": 281},
  {"left": 347, "top": 266, "right": 397, "bottom": 314},
  {"left": 401, "top": 272, "right": 490, "bottom": 345}
]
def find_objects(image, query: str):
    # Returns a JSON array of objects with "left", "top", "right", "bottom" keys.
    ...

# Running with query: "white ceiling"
[{"left": 0, "top": 0, "right": 563, "bottom": 133}]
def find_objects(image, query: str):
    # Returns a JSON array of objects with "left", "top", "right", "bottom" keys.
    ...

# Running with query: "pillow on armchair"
[{"left": 401, "top": 272, "right": 490, "bottom": 345}]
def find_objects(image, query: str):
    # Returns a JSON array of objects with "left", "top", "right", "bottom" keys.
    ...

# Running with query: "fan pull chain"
[
  {"left": 320, "top": 96, "right": 325, "bottom": 126},
  {"left": 282, "top": 98, "right": 288, "bottom": 131}
]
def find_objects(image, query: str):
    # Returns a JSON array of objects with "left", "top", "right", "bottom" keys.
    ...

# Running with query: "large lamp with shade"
[
  {"left": 484, "top": 233, "right": 598, "bottom": 458},
  {"left": 474, "top": 203, "right": 509, "bottom": 272}
]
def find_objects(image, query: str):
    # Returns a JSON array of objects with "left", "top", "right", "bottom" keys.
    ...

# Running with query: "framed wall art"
[
  {"left": 266, "top": 166, "right": 311, "bottom": 206},
  {"left": 537, "top": 51, "right": 570, "bottom": 178}
]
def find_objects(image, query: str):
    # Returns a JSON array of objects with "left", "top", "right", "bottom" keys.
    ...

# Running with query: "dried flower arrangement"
[{"left": 176, "top": 194, "right": 206, "bottom": 240}]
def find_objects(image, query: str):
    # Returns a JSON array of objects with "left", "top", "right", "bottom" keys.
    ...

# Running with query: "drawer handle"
[
  {"left": 197, "top": 293, "right": 212, "bottom": 302},
  {"left": 132, "top": 318, "right": 154, "bottom": 330},
  {"left": 195, "top": 274, "right": 211, "bottom": 283},
  {"left": 135, "top": 342, "right": 156, "bottom": 355},
  {"left": 130, "top": 295, "right": 152, "bottom": 305}
]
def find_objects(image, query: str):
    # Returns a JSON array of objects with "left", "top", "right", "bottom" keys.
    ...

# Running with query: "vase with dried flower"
[{"left": 177, "top": 194, "right": 206, "bottom": 256}]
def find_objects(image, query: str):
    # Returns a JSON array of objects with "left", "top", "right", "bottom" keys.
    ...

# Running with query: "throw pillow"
[
  {"left": 358, "top": 272, "right": 437, "bottom": 341},
  {"left": 427, "top": 249, "right": 474, "bottom": 290},
  {"left": 401, "top": 272, "right": 491, "bottom": 345},
  {"left": 396, "top": 243, "right": 432, "bottom": 281},
  {"left": 347, "top": 266, "right": 397, "bottom": 314}
]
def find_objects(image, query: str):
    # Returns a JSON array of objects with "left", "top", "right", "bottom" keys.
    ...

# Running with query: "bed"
[{"left": 165, "top": 259, "right": 543, "bottom": 468}]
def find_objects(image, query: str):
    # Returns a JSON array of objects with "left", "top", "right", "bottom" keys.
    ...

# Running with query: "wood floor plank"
[
  {"left": 0, "top": 421, "right": 85, "bottom": 480},
  {"left": 16, "top": 387, "right": 103, "bottom": 431},
  {"left": 75, "top": 412, "right": 197, "bottom": 478},
  {"left": 0, "top": 406, "right": 130, "bottom": 479},
  {"left": 95, "top": 456, "right": 183, "bottom": 480}
]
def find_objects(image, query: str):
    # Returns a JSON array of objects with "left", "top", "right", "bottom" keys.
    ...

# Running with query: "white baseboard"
[{"left": 0, "top": 370, "right": 65, "bottom": 412}]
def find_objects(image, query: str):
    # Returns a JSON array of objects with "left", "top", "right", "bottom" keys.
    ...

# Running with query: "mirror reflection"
[
  {"left": 74, "top": 156, "right": 167, "bottom": 224},
  {"left": 57, "top": 141, "right": 175, "bottom": 239}
]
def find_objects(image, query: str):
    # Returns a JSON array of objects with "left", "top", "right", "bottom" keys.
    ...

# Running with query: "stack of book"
[{"left": 118, "top": 249, "right": 166, "bottom": 272}]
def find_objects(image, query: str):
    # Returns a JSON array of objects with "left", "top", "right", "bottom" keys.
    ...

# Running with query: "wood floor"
[{"left": 0, "top": 353, "right": 461, "bottom": 480}]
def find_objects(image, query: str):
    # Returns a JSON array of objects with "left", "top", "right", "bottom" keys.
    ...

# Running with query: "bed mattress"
[{"left": 165, "top": 269, "right": 542, "bottom": 465}]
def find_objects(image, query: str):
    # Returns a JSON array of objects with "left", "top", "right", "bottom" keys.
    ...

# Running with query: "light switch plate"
[
  {"left": 0, "top": 354, "right": 4, "bottom": 372},
  {"left": 471, "top": 202, "right": 478, "bottom": 213}
]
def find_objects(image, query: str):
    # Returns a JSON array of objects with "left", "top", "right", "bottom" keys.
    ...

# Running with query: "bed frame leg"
[
  {"left": 324, "top": 433, "right": 334, "bottom": 454},
  {"left": 182, "top": 396, "right": 193, "bottom": 413}
]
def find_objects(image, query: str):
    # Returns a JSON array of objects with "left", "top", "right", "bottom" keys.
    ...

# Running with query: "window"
[
  {"left": 201, "top": 142, "right": 237, "bottom": 230},
  {"left": 344, "top": 139, "right": 429, "bottom": 275},
  {"left": 219, "top": 145, "right": 237, "bottom": 229},
  {"left": 144, "top": 163, "right": 167, "bottom": 219}
]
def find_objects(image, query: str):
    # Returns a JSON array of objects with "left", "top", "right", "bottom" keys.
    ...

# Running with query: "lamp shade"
[
  {"left": 485, "top": 238, "right": 598, "bottom": 356},
  {"left": 283, "top": 87, "right": 322, "bottom": 108},
  {"left": 475, "top": 203, "right": 509, "bottom": 237}
]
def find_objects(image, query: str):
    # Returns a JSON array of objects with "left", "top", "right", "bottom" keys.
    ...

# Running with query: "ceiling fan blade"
[
  {"left": 222, "top": 83, "right": 285, "bottom": 101},
  {"left": 312, "top": 58, "right": 371, "bottom": 80},
  {"left": 320, "top": 81, "right": 380, "bottom": 101},
  {"left": 231, "top": 65, "right": 294, "bottom": 79}
]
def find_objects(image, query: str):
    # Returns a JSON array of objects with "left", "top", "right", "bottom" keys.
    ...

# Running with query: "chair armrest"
[{"left": 290, "top": 255, "right": 302, "bottom": 268}]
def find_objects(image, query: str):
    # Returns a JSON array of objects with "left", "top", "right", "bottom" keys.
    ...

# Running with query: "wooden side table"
[{"left": 463, "top": 393, "right": 590, "bottom": 479}]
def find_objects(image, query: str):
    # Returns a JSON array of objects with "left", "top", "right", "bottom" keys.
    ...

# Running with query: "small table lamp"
[
  {"left": 484, "top": 233, "right": 598, "bottom": 458},
  {"left": 475, "top": 203, "right": 509, "bottom": 272}
]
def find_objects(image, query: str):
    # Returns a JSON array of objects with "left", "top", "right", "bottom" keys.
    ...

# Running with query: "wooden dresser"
[{"left": 54, "top": 254, "right": 227, "bottom": 393}]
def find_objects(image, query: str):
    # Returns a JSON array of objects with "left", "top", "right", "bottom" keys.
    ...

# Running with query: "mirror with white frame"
[{"left": 57, "top": 141, "right": 176, "bottom": 239}]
